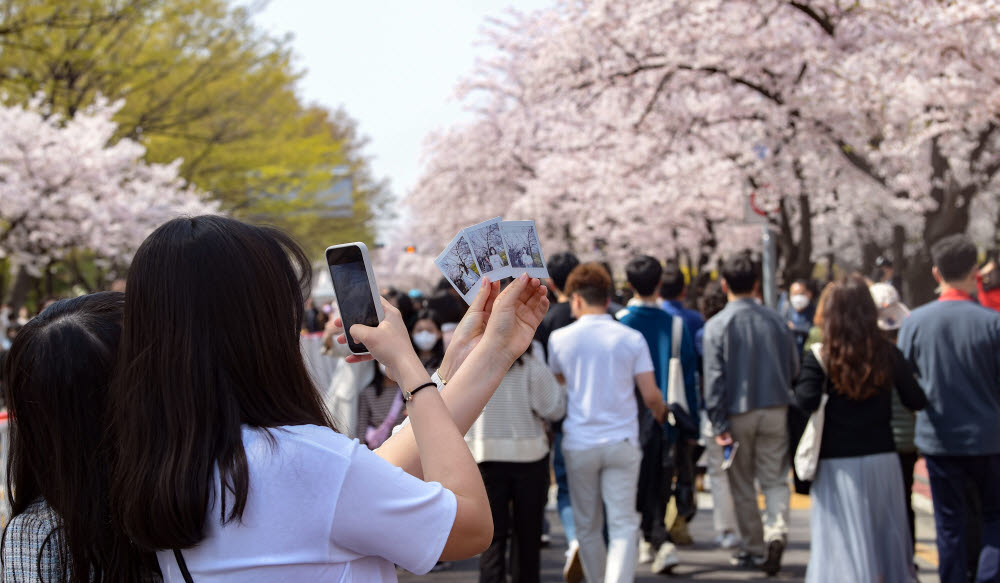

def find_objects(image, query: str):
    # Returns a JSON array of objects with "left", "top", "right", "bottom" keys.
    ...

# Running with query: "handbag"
[
  {"left": 666, "top": 316, "right": 697, "bottom": 433},
  {"left": 793, "top": 343, "right": 829, "bottom": 482}
]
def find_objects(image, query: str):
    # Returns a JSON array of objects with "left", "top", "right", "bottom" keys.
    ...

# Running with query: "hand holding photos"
[{"left": 435, "top": 218, "right": 548, "bottom": 304}]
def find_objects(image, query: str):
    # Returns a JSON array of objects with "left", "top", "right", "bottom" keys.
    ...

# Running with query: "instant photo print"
[
  {"left": 500, "top": 220, "right": 548, "bottom": 279},
  {"left": 435, "top": 232, "right": 483, "bottom": 304},
  {"left": 463, "top": 216, "right": 511, "bottom": 280}
]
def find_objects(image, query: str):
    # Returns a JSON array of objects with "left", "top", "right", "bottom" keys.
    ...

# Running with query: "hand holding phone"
[
  {"left": 721, "top": 441, "right": 740, "bottom": 471},
  {"left": 326, "top": 242, "right": 384, "bottom": 355}
]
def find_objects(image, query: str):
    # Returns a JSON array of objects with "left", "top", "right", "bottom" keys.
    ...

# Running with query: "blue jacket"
[
  {"left": 897, "top": 298, "right": 1000, "bottom": 455},
  {"left": 702, "top": 299, "right": 799, "bottom": 435},
  {"left": 618, "top": 305, "right": 700, "bottom": 431}
]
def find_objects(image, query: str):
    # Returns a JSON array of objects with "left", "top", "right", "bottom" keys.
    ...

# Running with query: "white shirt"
[
  {"left": 547, "top": 314, "right": 654, "bottom": 451},
  {"left": 157, "top": 425, "right": 457, "bottom": 582}
]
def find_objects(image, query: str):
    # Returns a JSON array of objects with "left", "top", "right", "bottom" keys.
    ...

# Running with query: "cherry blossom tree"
[
  {"left": 0, "top": 97, "right": 218, "bottom": 304},
  {"left": 399, "top": 0, "right": 1000, "bottom": 303}
]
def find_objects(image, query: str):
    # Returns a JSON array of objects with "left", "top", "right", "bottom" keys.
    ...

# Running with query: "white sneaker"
[
  {"left": 718, "top": 531, "right": 740, "bottom": 550},
  {"left": 651, "top": 542, "right": 680, "bottom": 574},
  {"left": 638, "top": 539, "right": 654, "bottom": 564}
]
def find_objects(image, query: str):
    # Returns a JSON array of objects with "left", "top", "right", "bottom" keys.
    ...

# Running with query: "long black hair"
[
  {"left": 108, "top": 216, "right": 335, "bottom": 551},
  {"left": 409, "top": 309, "right": 444, "bottom": 370},
  {"left": 2, "top": 292, "right": 158, "bottom": 582}
]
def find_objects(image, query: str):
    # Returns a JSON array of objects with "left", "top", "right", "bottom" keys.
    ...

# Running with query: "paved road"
[{"left": 400, "top": 491, "right": 941, "bottom": 582}]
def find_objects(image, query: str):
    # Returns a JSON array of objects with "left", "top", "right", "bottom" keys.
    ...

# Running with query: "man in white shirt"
[{"left": 548, "top": 263, "right": 668, "bottom": 583}]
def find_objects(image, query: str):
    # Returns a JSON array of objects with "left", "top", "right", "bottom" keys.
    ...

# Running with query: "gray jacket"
[{"left": 703, "top": 298, "right": 799, "bottom": 435}]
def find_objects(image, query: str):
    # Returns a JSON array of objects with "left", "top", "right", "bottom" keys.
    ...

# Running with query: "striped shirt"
[
  {"left": 357, "top": 383, "right": 406, "bottom": 448},
  {"left": 465, "top": 353, "right": 567, "bottom": 463},
  {"left": 2, "top": 499, "right": 67, "bottom": 583}
]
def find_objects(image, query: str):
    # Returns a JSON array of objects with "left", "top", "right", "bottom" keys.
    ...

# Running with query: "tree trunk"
[{"left": 4, "top": 264, "right": 36, "bottom": 312}]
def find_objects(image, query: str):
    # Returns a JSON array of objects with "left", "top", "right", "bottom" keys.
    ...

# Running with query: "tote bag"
[
  {"left": 793, "top": 343, "right": 829, "bottom": 481},
  {"left": 665, "top": 316, "right": 697, "bottom": 432}
]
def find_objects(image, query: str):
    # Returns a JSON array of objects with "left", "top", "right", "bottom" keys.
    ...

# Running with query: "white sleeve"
[
  {"left": 633, "top": 333, "right": 655, "bottom": 376},
  {"left": 330, "top": 443, "right": 457, "bottom": 574},
  {"left": 547, "top": 335, "right": 563, "bottom": 376}
]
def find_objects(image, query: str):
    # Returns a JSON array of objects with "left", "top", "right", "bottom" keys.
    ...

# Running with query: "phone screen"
[{"left": 327, "top": 246, "right": 379, "bottom": 353}]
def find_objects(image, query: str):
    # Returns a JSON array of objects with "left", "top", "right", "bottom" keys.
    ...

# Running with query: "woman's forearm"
[{"left": 375, "top": 343, "right": 511, "bottom": 478}]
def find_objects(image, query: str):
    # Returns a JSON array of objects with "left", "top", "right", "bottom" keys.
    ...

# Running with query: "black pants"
[
  {"left": 478, "top": 456, "right": 549, "bottom": 583},
  {"left": 897, "top": 451, "right": 918, "bottom": 556},
  {"left": 637, "top": 428, "right": 675, "bottom": 548},
  {"left": 674, "top": 435, "right": 701, "bottom": 521}
]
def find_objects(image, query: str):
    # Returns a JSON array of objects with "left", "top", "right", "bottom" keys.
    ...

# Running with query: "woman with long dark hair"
[
  {"left": 107, "top": 216, "right": 548, "bottom": 582},
  {"left": 1, "top": 292, "right": 158, "bottom": 582},
  {"left": 794, "top": 275, "right": 926, "bottom": 583}
]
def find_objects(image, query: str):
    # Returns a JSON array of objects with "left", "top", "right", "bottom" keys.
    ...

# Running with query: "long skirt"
[{"left": 806, "top": 452, "right": 917, "bottom": 583}]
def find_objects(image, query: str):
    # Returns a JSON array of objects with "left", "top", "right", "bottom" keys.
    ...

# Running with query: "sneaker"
[
  {"left": 563, "top": 541, "right": 583, "bottom": 583},
  {"left": 730, "top": 551, "right": 764, "bottom": 568},
  {"left": 718, "top": 531, "right": 740, "bottom": 550},
  {"left": 651, "top": 542, "right": 680, "bottom": 575},
  {"left": 638, "top": 539, "right": 654, "bottom": 564},
  {"left": 760, "top": 539, "right": 785, "bottom": 576}
]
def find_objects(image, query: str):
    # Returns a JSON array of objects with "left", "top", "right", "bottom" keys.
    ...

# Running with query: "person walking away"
[
  {"left": 657, "top": 260, "right": 705, "bottom": 545},
  {"left": 795, "top": 275, "right": 926, "bottom": 583},
  {"left": 897, "top": 234, "right": 1000, "bottom": 583},
  {"left": 870, "top": 282, "right": 920, "bottom": 561},
  {"left": 617, "top": 255, "right": 699, "bottom": 574},
  {"left": 548, "top": 263, "right": 668, "bottom": 583},
  {"left": 780, "top": 280, "right": 816, "bottom": 356},
  {"left": 696, "top": 281, "right": 740, "bottom": 549},
  {"left": 533, "top": 251, "right": 584, "bottom": 580},
  {"left": 702, "top": 253, "right": 798, "bottom": 575},
  {"left": 465, "top": 345, "right": 567, "bottom": 583}
]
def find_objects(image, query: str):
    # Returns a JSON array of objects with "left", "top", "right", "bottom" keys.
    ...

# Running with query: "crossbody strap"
[
  {"left": 671, "top": 315, "right": 683, "bottom": 359},
  {"left": 173, "top": 549, "right": 194, "bottom": 583}
]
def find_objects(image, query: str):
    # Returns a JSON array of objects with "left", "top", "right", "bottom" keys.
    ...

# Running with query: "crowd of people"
[
  {"left": 0, "top": 219, "right": 997, "bottom": 583},
  {"left": 313, "top": 234, "right": 996, "bottom": 583}
]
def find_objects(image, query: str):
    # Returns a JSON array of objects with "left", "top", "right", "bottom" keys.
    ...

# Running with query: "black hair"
[
  {"left": 624, "top": 255, "right": 662, "bottom": 297},
  {"left": 426, "top": 290, "right": 465, "bottom": 324},
  {"left": 2, "top": 292, "right": 158, "bottom": 582},
  {"left": 699, "top": 280, "right": 728, "bottom": 321},
  {"left": 659, "top": 261, "right": 686, "bottom": 300},
  {"left": 721, "top": 252, "right": 760, "bottom": 295},
  {"left": 547, "top": 252, "right": 581, "bottom": 292},
  {"left": 109, "top": 216, "right": 335, "bottom": 551},
  {"left": 409, "top": 308, "right": 444, "bottom": 370},
  {"left": 931, "top": 234, "right": 978, "bottom": 282}
]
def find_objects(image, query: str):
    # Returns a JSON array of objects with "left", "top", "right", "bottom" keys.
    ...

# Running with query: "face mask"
[
  {"left": 412, "top": 330, "right": 439, "bottom": 351},
  {"left": 790, "top": 294, "right": 810, "bottom": 312}
]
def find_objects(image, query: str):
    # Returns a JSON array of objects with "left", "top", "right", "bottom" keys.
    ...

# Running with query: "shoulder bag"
[{"left": 793, "top": 343, "right": 829, "bottom": 481}]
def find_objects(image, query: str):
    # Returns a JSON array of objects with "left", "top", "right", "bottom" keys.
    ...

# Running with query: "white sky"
[{"left": 255, "top": 1, "right": 551, "bottom": 204}]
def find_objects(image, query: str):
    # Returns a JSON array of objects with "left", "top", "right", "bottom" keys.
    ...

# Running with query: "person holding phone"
[{"left": 106, "top": 216, "right": 549, "bottom": 582}]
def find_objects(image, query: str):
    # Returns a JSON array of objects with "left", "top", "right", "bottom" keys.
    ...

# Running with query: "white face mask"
[
  {"left": 790, "top": 294, "right": 810, "bottom": 312},
  {"left": 412, "top": 330, "right": 439, "bottom": 352}
]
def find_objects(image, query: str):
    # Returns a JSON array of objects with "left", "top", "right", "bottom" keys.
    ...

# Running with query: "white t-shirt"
[
  {"left": 156, "top": 425, "right": 457, "bottom": 582},
  {"left": 547, "top": 314, "right": 654, "bottom": 451}
]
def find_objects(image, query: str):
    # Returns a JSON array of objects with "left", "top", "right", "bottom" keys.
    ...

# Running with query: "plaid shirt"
[{"left": 2, "top": 499, "right": 67, "bottom": 583}]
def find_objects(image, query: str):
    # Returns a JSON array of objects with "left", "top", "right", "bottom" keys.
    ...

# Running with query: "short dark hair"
[
  {"left": 658, "top": 261, "right": 685, "bottom": 300},
  {"left": 932, "top": 234, "right": 978, "bottom": 281},
  {"left": 625, "top": 255, "right": 662, "bottom": 296},
  {"left": 548, "top": 252, "right": 581, "bottom": 292},
  {"left": 721, "top": 252, "right": 759, "bottom": 294},
  {"left": 565, "top": 262, "right": 611, "bottom": 306}
]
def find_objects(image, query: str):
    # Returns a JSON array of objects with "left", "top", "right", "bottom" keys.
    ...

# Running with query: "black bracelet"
[{"left": 402, "top": 381, "right": 437, "bottom": 402}]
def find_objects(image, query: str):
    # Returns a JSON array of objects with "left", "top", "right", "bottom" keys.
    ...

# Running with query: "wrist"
[{"left": 395, "top": 357, "right": 431, "bottom": 390}]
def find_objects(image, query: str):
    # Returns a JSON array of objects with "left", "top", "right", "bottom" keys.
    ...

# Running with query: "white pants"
[{"left": 564, "top": 440, "right": 641, "bottom": 583}]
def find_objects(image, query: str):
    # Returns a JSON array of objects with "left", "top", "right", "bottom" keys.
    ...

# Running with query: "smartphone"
[
  {"left": 325, "top": 242, "right": 384, "bottom": 355},
  {"left": 721, "top": 441, "right": 740, "bottom": 471}
]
